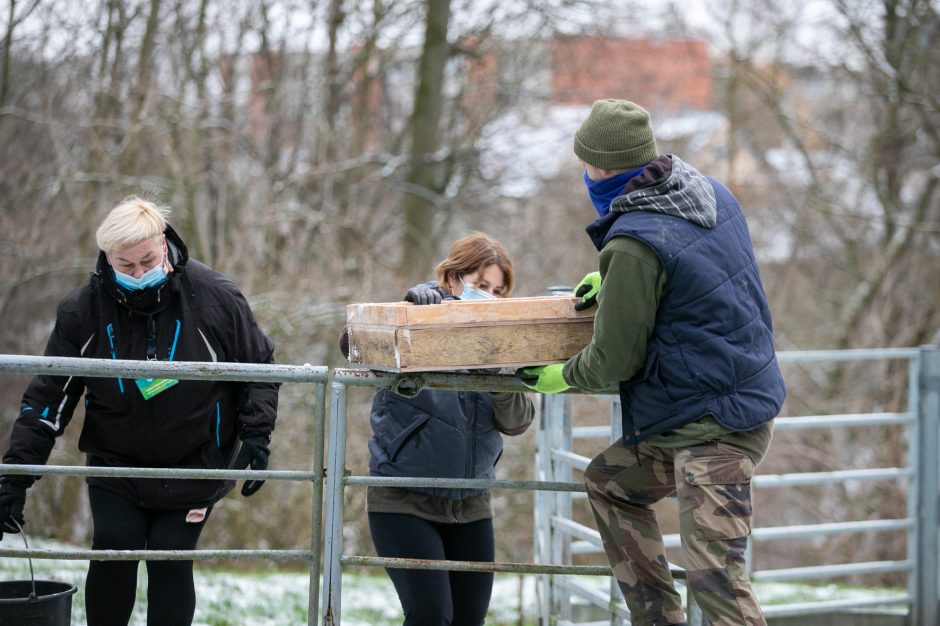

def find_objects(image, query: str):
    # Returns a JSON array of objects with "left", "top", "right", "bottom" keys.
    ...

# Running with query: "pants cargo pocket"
[{"left": 679, "top": 453, "right": 755, "bottom": 542}]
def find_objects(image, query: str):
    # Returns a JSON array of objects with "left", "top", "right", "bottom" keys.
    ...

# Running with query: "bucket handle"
[{"left": 11, "top": 518, "right": 38, "bottom": 601}]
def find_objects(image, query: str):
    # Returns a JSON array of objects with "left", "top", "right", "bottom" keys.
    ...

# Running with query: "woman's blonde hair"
[
  {"left": 95, "top": 196, "right": 170, "bottom": 253},
  {"left": 435, "top": 232, "right": 514, "bottom": 297}
]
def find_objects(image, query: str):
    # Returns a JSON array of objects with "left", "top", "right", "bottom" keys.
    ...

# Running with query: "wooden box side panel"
[
  {"left": 346, "top": 296, "right": 592, "bottom": 329},
  {"left": 346, "top": 325, "right": 402, "bottom": 370},
  {"left": 345, "top": 302, "right": 409, "bottom": 327},
  {"left": 345, "top": 296, "right": 596, "bottom": 372},
  {"left": 395, "top": 320, "right": 595, "bottom": 371},
  {"left": 400, "top": 295, "right": 591, "bottom": 326}
]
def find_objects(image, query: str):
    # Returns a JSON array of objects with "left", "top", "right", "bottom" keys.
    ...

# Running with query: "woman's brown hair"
[{"left": 434, "top": 232, "right": 514, "bottom": 297}]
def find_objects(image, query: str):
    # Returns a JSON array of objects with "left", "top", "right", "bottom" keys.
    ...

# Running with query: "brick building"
[
  {"left": 548, "top": 35, "right": 711, "bottom": 112},
  {"left": 242, "top": 34, "right": 714, "bottom": 154}
]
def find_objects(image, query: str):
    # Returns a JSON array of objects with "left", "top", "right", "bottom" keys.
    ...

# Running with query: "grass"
[
  {"left": 0, "top": 535, "right": 536, "bottom": 625},
  {"left": 0, "top": 535, "right": 906, "bottom": 625}
]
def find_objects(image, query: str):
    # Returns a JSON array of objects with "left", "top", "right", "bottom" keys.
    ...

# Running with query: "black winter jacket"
[{"left": 2, "top": 226, "right": 278, "bottom": 509}]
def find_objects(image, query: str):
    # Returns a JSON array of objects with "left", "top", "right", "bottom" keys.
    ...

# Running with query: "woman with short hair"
[{"left": 0, "top": 196, "right": 279, "bottom": 625}]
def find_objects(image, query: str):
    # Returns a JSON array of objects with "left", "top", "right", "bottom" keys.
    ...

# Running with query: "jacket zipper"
[{"left": 467, "top": 393, "right": 477, "bottom": 480}]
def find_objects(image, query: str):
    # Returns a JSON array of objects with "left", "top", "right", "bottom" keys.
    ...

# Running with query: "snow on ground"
[
  {"left": 0, "top": 535, "right": 906, "bottom": 625},
  {"left": 0, "top": 535, "right": 533, "bottom": 625}
]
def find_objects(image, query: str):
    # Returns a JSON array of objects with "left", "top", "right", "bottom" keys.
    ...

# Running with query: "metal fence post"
[
  {"left": 307, "top": 377, "right": 327, "bottom": 626},
  {"left": 322, "top": 381, "right": 349, "bottom": 626},
  {"left": 608, "top": 397, "right": 626, "bottom": 626},
  {"left": 535, "top": 394, "right": 552, "bottom": 625},
  {"left": 544, "top": 393, "right": 573, "bottom": 622},
  {"left": 916, "top": 346, "right": 940, "bottom": 626}
]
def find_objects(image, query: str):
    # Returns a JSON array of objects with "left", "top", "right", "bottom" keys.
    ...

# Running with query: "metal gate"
[{"left": 2, "top": 346, "right": 938, "bottom": 625}]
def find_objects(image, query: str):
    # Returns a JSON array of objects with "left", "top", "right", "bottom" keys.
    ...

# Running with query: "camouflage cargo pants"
[{"left": 583, "top": 423, "right": 773, "bottom": 626}]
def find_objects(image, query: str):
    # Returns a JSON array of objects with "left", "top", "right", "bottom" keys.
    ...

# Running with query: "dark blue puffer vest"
[
  {"left": 368, "top": 387, "right": 503, "bottom": 499},
  {"left": 588, "top": 176, "right": 786, "bottom": 446}
]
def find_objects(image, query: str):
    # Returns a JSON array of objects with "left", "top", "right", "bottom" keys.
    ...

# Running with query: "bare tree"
[
  {"left": 663, "top": 0, "right": 939, "bottom": 585},
  {"left": 399, "top": 0, "right": 452, "bottom": 277},
  {"left": 0, "top": 0, "right": 40, "bottom": 111}
]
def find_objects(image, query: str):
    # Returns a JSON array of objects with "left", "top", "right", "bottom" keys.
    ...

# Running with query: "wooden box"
[{"left": 345, "top": 296, "right": 595, "bottom": 372}]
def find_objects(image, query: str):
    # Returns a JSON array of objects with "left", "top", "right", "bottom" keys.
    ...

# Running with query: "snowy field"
[
  {"left": 0, "top": 535, "right": 905, "bottom": 625},
  {"left": 0, "top": 535, "right": 534, "bottom": 625}
]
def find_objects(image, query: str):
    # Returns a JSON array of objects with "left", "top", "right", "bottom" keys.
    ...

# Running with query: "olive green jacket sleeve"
[
  {"left": 490, "top": 391, "right": 535, "bottom": 436},
  {"left": 563, "top": 236, "right": 665, "bottom": 392}
]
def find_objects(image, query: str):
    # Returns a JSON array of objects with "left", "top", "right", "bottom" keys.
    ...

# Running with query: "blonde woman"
[{"left": 0, "top": 197, "right": 279, "bottom": 625}]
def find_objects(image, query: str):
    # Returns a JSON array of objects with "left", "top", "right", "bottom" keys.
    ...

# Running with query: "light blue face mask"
[
  {"left": 113, "top": 257, "right": 168, "bottom": 291},
  {"left": 459, "top": 276, "right": 497, "bottom": 301}
]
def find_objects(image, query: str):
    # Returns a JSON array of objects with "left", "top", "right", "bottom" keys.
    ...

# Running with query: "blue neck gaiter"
[{"left": 583, "top": 167, "right": 645, "bottom": 216}]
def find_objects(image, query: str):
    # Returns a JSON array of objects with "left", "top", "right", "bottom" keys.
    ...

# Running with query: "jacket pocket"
[
  {"left": 679, "top": 453, "right": 755, "bottom": 541},
  {"left": 386, "top": 412, "right": 432, "bottom": 462},
  {"left": 627, "top": 354, "right": 680, "bottom": 432}
]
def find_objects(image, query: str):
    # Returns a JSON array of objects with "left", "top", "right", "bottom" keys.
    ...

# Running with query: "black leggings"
[
  {"left": 368, "top": 512, "right": 495, "bottom": 626},
  {"left": 85, "top": 486, "right": 210, "bottom": 626}
]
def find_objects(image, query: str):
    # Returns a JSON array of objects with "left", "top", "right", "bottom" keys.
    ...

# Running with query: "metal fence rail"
[
  {"left": 324, "top": 370, "right": 709, "bottom": 625},
  {"left": 0, "top": 354, "right": 329, "bottom": 625},
  {"left": 1, "top": 348, "right": 938, "bottom": 626},
  {"left": 322, "top": 369, "right": 658, "bottom": 626},
  {"left": 539, "top": 347, "right": 938, "bottom": 626}
]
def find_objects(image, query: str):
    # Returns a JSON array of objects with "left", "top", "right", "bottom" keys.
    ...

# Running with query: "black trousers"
[
  {"left": 369, "top": 512, "right": 495, "bottom": 626},
  {"left": 85, "top": 485, "right": 210, "bottom": 626}
]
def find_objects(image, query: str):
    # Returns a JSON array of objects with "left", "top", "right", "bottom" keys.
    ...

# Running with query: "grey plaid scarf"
[{"left": 609, "top": 155, "right": 717, "bottom": 228}]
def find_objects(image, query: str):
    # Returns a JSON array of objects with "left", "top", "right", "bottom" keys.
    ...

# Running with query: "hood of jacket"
[{"left": 609, "top": 154, "right": 717, "bottom": 228}]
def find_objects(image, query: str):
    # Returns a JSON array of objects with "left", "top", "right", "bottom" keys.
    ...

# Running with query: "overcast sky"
[{"left": 4, "top": 0, "right": 861, "bottom": 71}]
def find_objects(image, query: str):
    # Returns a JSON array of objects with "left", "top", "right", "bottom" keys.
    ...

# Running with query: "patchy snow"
[
  {"left": 478, "top": 105, "right": 735, "bottom": 199},
  {"left": 0, "top": 534, "right": 906, "bottom": 624},
  {"left": 0, "top": 535, "right": 534, "bottom": 625},
  {"left": 655, "top": 110, "right": 726, "bottom": 155},
  {"left": 477, "top": 105, "right": 590, "bottom": 197}
]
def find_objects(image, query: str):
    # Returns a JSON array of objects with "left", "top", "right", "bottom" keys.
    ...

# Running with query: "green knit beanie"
[{"left": 573, "top": 100, "right": 659, "bottom": 170}]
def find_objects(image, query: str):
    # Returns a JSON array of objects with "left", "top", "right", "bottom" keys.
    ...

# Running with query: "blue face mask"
[
  {"left": 583, "top": 167, "right": 645, "bottom": 216},
  {"left": 113, "top": 257, "right": 168, "bottom": 291},
  {"left": 459, "top": 277, "right": 497, "bottom": 301}
]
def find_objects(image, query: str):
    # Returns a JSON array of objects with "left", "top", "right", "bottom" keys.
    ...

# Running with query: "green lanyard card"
[{"left": 135, "top": 377, "right": 179, "bottom": 400}]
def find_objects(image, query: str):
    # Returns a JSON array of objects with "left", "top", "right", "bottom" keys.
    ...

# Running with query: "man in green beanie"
[{"left": 519, "top": 100, "right": 786, "bottom": 626}]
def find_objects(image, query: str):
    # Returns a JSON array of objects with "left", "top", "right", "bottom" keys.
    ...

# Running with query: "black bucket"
[
  {"left": 0, "top": 579, "right": 77, "bottom": 625},
  {"left": 0, "top": 519, "right": 77, "bottom": 625}
]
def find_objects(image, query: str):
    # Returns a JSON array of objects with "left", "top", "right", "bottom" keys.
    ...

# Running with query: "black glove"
[
  {"left": 0, "top": 477, "right": 28, "bottom": 540},
  {"left": 404, "top": 284, "right": 445, "bottom": 305},
  {"left": 339, "top": 327, "right": 350, "bottom": 359},
  {"left": 233, "top": 435, "right": 271, "bottom": 497}
]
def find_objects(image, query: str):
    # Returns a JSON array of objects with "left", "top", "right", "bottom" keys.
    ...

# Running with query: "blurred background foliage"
[{"left": 0, "top": 0, "right": 937, "bottom": 584}]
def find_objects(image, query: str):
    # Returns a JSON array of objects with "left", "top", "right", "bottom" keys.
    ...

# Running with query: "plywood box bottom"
[{"left": 346, "top": 296, "right": 594, "bottom": 372}]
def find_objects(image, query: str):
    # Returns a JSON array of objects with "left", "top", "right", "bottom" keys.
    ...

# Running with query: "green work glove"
[
  {"left": 517, "top": 364, "right": 571, "bottom": 394},
  {"left": 573, "top": 271, "right": 601, "bottom": 311}
]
